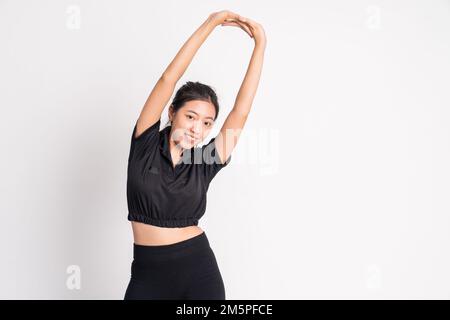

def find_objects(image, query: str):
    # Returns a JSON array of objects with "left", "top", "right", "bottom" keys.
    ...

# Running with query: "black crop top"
[{"left": 126, "top": 119, "right": 231, "bottom": 228}]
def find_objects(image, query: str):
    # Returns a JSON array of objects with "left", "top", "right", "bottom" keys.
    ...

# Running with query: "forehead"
[{"left": 181, "top": 100, "right": 215, "bottom": 119}]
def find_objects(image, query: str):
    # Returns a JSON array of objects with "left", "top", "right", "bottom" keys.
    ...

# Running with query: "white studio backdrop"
[{"left": 0, "top": 0, "right": 449, "bottom": 299}]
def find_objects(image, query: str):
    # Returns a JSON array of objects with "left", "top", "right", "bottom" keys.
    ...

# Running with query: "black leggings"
[{"left": 124, "top": 231, "right": 226, "bottom": 300}]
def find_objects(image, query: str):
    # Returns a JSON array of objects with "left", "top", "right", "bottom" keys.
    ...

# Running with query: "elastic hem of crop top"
[{"left": 128, "top": 212, "right": 199, "bottom": 228}]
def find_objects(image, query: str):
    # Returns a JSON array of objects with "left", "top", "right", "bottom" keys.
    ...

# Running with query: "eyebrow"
[{"left": 186, "top": 110, "right": 215, "bottom": 121}]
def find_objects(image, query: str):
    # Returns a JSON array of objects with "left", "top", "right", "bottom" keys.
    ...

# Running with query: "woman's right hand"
[
  {"left": 221, "top": 16, "right": 266, "bottom": 47},
  {"left": 208, "top": 10, "right": 241, "bottom": 27}
]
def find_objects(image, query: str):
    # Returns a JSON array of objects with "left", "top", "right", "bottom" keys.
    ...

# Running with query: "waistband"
[{"left": 133, "top": 231, "right": 210, "bottom": 260}]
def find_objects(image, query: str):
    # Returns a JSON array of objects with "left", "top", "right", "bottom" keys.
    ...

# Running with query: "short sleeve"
[
  {"left": 128, "top": 119, "right": 161, "bottom": 162},
  {"left": 201, "top": 137, "right": 232, "bottom": 184}
]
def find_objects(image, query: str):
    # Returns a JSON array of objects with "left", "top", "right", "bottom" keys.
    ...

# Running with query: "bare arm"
[
  {"left": 215, "top": 17, "right": 267, "bottom": 163},
  {"left": 135, "top": 12, "right": 241, "bottom": 137}
]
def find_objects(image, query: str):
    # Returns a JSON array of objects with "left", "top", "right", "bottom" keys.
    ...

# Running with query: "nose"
[{"left": 190, "top": 123, "right": 202, "bottom": 138}]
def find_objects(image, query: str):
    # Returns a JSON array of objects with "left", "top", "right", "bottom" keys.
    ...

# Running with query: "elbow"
[{"left": 231, "top": 109, "right": 250, "bottom": 119}]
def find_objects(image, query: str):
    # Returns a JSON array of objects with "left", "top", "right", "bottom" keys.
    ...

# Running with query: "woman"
[{"left": 124, "top": 10, "right": 266, "bottom": 300}]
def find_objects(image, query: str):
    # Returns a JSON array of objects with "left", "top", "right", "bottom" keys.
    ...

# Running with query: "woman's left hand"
[{"left": 221, "top": 16, "right": 266, "bottom": 47}]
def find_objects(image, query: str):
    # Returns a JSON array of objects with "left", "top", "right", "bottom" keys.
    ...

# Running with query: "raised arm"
[
  {"left": 214, "top": 16, "right": 267, "bottom": 164},
  {"left": 134, "top": 11, "right": 242, "bottom": 138}
]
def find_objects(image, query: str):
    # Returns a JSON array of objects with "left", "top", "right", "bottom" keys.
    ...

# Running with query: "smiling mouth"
[{"left": 184, "top": 133, "right": 196, "bottom": 143}]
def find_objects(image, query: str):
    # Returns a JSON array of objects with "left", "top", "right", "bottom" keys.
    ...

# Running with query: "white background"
[{"left": 1, "top": 0, "right": 449, "bottom": 299}]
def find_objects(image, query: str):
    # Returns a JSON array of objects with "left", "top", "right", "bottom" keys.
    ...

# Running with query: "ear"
[{"left": 168, "top": 105, "right": 174, "bottom": 121}]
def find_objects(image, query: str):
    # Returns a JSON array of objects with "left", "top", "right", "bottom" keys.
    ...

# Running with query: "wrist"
[
  {"left": 254, "top": 41, "right": 266, "bottom": 51},
  {"left": 205, "top": 14, "right": 219, "bottom": 28}
]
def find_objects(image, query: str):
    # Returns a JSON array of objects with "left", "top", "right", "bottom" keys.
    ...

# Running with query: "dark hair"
[{"left": 166, "top": 81, "right": 219, "bottom": 126}]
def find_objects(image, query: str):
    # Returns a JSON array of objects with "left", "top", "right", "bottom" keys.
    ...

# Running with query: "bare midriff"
[{"left": 131, "top": 221, "right": 204, "bottom": 246}]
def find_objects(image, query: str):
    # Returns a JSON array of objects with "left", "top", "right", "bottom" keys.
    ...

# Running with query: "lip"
[{"left": 184, "top": 133, "right": 196, "bottom": 142}]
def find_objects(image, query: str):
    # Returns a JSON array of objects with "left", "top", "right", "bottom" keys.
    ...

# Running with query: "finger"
[
  {"left": 222, "top": 21, "right": 253, "bottom": 38},
  {"left": 240, "top": 16, "right": 253, "bottom": 24},
  {"left": 225, "top": 16, "right": 248, "bottom": 25},
  {"left": 238, "top": 16, "right": 256, "bottom": 30},
  {"left": 222, "top": 21, "right": 247, "bottom": 32},
  {"left": 223, "top": 20, "right": 253, "bottom": 37},
  {"left": 233, "top": 19, "right": 252, "bottom": 35},
  {"left": 227, "top": 11, "right": 242, "bottom": 21},
  {"left": 238, "top": 16, "right": 247, "bottom": 23}
]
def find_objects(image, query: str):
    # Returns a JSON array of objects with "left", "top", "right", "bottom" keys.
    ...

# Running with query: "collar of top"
[{"left": 159, "top": 125, "right": 173, "bottom": 163}]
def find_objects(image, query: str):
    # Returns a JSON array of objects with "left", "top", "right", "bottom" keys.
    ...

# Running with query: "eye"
[
  {"left": 204, "top": 122, "right": 212, "bottom": 127},
  {"left": 186, "top": 115, "right": 194, "bottom": 120}
]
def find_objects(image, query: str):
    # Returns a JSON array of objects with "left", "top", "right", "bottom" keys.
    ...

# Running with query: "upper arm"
[
  {"left": 201, "top": 136, "right": 232, "bottom": 185},
  {"left": 135, "top": 76, "right": 176, "bottom": 138},
  {"left": 200, "top": 110, "right": 247, "bottom": 184},
  {"left": 129, "top": 118, "right": 161, "bottom": 162},
  {"left": 213, "top": 110, "right": 248, "bottom": 165}
]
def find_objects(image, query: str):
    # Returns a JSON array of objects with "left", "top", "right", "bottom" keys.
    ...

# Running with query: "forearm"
[
  {"left": 161, "top": 16, "right": 217, "bottom": 83},
  {"left": 232, "top": 44, "right": 266, "bottom": 116}
]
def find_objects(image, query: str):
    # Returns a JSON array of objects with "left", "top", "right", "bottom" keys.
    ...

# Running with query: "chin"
[
  {"left": 179, "top": 137, "right": 196, "bottom": 149},
  {"left": 180, "top": 143, "right": 194, "bottom": 149}
]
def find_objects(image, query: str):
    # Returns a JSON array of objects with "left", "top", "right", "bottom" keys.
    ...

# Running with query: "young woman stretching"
[{"left": 124, "top": 10, "right": 266, "bottom": 300}]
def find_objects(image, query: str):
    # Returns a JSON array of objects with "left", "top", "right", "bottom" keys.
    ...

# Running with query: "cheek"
[{"left": 179, "top": 116, "right": 188, "bottom": 125}]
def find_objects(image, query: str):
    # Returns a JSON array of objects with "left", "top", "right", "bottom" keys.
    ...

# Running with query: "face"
[{"left": 169, "top": 100, "right": 216, "bottom": 149}]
